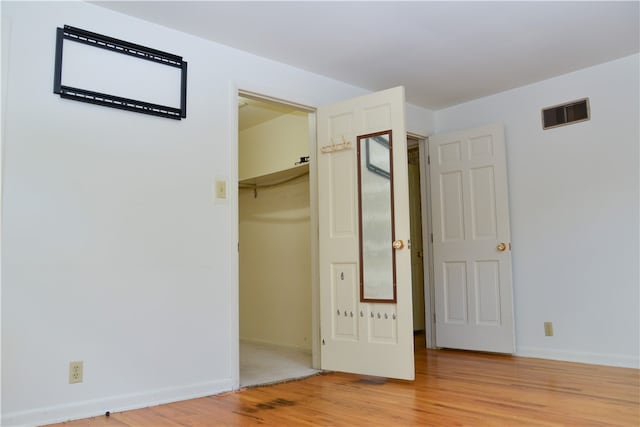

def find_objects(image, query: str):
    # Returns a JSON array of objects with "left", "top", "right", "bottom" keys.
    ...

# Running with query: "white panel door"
[
  {"left": 429, "top": 124, "right": 515, "bottom": 353},
  {"left": 318, "top": 87, "right": 414, "bottom": 380}
]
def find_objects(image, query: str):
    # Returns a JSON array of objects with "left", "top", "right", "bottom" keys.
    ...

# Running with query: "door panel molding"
[
  {"left": 429, "top": 124, "right": 515, "bottom": 354},
  {"left": 318, "top": 87, "right": 414, "bottom": 380}
]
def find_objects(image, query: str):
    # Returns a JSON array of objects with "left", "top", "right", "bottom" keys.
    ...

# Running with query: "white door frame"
[
  {"left": 228, "top": 82, "right": 320, "bottom": 390},
  {"left": 410, "top": 131, "right": 516, "bottom": 351},
  {"left": 420, "top": 138, "right": 437, "bottom": 349},
  {"left": 420, "top": 138, "right": 436, "bottom": 348},
  {"left": 407, "top": 134, "right": 437, "bottom": 349}
]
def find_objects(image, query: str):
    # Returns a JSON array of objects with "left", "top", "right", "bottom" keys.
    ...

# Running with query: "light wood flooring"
[{"left": 47, "top": 343, "right": 639, "bottom": 426}]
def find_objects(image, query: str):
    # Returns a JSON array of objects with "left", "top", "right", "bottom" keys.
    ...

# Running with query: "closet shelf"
[{"left": 239, "top": 163, "right": 309, "bottom": 187}]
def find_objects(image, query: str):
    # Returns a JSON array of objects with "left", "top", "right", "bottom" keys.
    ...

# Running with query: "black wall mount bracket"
[{"left": 53, "top": 25, "right": 187, "bottom": 120}]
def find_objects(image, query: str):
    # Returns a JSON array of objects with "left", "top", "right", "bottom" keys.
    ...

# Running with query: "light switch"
[{"left": 215, "top": 180, "right": 227, "bottom": 199}]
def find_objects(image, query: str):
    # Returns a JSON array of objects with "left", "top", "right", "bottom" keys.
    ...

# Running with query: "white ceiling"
[{"left": 93, "top": 1, "right": 639, "bottom": 110}]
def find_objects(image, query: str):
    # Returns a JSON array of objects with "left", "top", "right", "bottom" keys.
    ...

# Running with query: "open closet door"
[
  {"left": 429, "top": 124, "right": 515, "bottom": 353},
  {"left": 317, "top": 87, "right": 414, "bottom": 380}
]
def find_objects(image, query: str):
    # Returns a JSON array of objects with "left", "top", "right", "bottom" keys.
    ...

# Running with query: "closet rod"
[{"left": 239, "top": 170, "right": 309, "bottom": 198}]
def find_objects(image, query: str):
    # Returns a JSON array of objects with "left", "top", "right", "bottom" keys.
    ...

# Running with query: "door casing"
[
  {"left": 230, "top": 84, "right": 320, "bottom": 390},
  {"left": 406, "top": 135, "right": 437, "bottom": 349}
]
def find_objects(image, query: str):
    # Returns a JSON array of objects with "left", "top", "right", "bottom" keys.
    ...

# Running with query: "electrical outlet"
[
  {"left": 544, "top": 322, "right": 554, "bottom": 337},
  {"left": 69, "top": 361, "right": 83, "bottom": 384}
]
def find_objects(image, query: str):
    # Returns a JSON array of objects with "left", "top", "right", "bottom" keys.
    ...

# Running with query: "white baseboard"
[
  {"left": 2, "top": 378, "right": 234, "bottom": 427},
  {"left": 516, "top": 346, "right": 639, "bottom": 369}
]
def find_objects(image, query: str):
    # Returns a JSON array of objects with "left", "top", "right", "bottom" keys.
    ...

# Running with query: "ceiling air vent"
[{"left": 542, "top": 98, "right": 590, "bottom": 130}]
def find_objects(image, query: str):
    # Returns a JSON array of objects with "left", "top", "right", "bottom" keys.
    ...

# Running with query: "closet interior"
[{"left": 238, "top": 95, "right": 318, "bottom": 387}]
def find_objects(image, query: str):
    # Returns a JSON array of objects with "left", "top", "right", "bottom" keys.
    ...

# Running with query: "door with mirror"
[{"left": 317, "top": 87, "right": 414, "bottom": 380}]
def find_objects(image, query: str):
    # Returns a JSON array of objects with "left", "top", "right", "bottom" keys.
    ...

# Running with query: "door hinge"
[
  {"left": 430, "top": 233, "right": 434, "bottom": 243},
  {"left": 427, "top": 155, "right": 430, "bottom": 165},
  {"left": 433, "top": 313, "right": 436, "bottom": 323}
]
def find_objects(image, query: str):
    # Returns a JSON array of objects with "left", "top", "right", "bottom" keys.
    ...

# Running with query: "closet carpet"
[{"left": 240, "top": 340, "right": 319, "bottom": 387}]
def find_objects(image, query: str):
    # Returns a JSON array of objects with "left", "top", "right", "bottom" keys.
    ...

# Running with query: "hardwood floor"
[{"left": 47, "top": 346, "right": 639, "bottom": 426}]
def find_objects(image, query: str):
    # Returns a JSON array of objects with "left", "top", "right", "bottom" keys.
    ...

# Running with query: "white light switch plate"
[
  {"left": 215, "top": 180, "right": 226, "bottom": 199},
  {"left": 214, "top": 177, "right": 228, "bottom": 205}
]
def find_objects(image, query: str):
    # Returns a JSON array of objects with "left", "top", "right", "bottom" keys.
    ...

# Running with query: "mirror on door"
[{"left": 357, "top": 130, "right": 397, "bottom": 303}]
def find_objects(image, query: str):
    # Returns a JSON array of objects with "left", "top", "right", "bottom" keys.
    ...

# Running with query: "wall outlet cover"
[{"left": 69, "top": 361, "right": 83, "bottom": 384}]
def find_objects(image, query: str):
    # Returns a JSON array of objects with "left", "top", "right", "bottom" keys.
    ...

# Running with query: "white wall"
[
  {"left": 7, "top": 0, "right": 634, "bottom": 425},
  {"left": 0, "top": 2, "right": 433, "bottom": 426},
  {"left": 406, "top": 103, "right": 434, "bottom": 138},
  {"left": 435, "top": 54, "right": 640, "bottom": 368}
]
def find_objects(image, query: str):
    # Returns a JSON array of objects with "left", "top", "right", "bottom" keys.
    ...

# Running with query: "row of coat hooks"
[
  {"left": 321, "top": 135, "right": 352, "bottom": 154},
  {"left": 336, "top": 309, "right": 397, "bottom": 320}
]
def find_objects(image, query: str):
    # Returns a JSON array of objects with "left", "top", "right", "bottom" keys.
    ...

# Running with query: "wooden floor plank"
[{"left": 46, "top": 347, "right": 639, "bottom": 426}]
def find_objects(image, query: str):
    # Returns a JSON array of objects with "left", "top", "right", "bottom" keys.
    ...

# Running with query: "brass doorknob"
[
  {"left": 392, "top": 240, "right": 405, "bottom": 250},
  {"left": 497, "top": 243, "right": 507, "bottom": 252}
]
